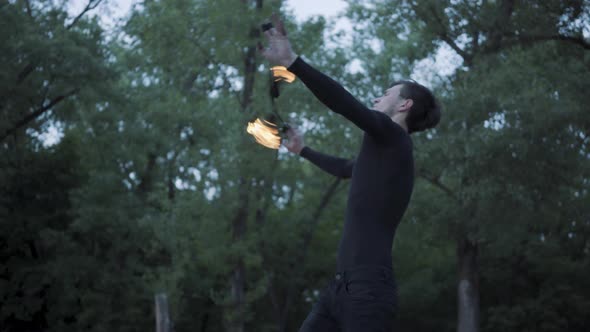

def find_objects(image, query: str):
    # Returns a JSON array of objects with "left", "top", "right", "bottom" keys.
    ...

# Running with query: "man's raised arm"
[{"left": 259, "top": 14, "right": 396, "bottom": 142}]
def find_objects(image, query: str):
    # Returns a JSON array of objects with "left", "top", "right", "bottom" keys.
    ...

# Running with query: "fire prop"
[
  {"left": 246, "top": 26, "right": 296, "bottom": 150},
  {"left": 246, "top": 118, "right": 281, "bottom": 149}
]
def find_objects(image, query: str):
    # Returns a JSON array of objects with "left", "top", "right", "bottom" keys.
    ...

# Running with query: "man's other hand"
[{"left": 283, "top": 127, "right": 305, "bottom": 154}]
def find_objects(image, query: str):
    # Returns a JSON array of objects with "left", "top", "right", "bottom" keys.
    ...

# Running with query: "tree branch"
[
  {"left": 422, "top": 4, "right": 473, "bottom": 66},
  {"left": 66, "top": 0, "right": 103, "bottom": 30},
  {"left": 502, "top": 34, "right": 590, "bottom": 51},
  {"left": 24, "top": 0, "right": 34, "bottom": 19},
  {"left": 417, "top": 169, "right": 461, "bottom": 203},
  {"left": 0, "top": 88, "right": 79, "bottom": 142},
  {"left": 440, "top": 33, "right": 472, "bottom": 66},
  {"left": 191, "top": 40, "right": 242, "bottom": 105},
  {"left": 488, "top": 0, "right": 515, "bottom": 50},
  {"left": 16, "top": 63, "right": 36, "bottom": 85}
]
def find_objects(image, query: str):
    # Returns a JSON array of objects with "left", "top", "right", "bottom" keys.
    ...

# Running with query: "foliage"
[
  {"left": 1, "top": 0, "right": 588, "bottom": 331},
  {"left": 346, "top": 0, "right": 590, "bottom": 331}
]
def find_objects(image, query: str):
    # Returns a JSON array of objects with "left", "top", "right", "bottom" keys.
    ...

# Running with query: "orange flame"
[
  {"left": 271, "top": 66, "right": 296, "bottom": 83},
  {"left": 247, "top": 118, "right": 281, "bottom": 149}
]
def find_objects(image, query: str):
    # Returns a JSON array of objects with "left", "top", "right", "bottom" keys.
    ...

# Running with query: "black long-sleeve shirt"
[{"left": 288, "top": 57, "right": 414, "bottom": 271}]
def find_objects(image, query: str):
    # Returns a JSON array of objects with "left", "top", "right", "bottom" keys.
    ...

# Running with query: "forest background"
[{"left": 1, "top": 0, "right": 589, "bottom": 331}]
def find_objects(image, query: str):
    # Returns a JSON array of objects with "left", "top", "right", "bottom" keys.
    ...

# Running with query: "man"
[{"left": 260, "top": 15, "right": 441, "bottom": 332}]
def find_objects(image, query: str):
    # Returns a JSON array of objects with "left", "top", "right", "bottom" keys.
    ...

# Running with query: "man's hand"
[
  {"left": 259, "top": 14, "right": 298, "bottom": 67},
  {"left": 283, "top": 127, "right": 305, "bottom": 154}
]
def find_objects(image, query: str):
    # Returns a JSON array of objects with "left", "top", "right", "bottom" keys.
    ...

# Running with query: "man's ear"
[{"left": 400, "top": 99, "right": 413, "bottom": 112}]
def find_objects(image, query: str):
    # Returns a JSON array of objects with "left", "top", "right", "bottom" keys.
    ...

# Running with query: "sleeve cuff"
[
  {"left": 287, "top": 56, "right": 304, "bottom": 75},
  {"left": 299, "top": 146, "right": 310, "bottom": 157}
]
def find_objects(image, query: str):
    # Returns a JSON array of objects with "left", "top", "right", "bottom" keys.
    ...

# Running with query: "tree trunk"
[
  {"left": 228, "top": 260, "right": 246, "bottom": 332},
  {"left": 225, "top": 0, "right": 264, "bottom": 331},
  {"left": 227, "top": 176, "right": 249, "bottom": 332},
  {"left": 457, "top": 236, "right": 479, "bottom": 332},
  {"left": 155, "top": 293, "right": 172, "bottom": 332},
  {"left": 137, "top": 153, "right": 157, "bottom": 200}
]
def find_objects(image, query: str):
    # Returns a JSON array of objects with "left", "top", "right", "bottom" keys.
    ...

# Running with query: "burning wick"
[
  {"left": 245, "top": 64, "right": 294, "bottom": 149},
  {"left": 270, "top": 66, "right": 296, "bottom": 83},
  {"left": 247, "top": 118, "right": 282, "bottom": 149}
]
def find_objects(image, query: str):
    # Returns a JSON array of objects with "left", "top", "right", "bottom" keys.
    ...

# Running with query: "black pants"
[{"left": 298, "top": 265, "right": 397, "bottom": 332}]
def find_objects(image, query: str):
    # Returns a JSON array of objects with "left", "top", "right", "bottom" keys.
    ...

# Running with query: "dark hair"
[{"left": 392, "top": 80, "right": 441, "bottom": 134}]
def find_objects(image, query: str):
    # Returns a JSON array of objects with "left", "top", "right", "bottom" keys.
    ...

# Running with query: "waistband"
[{"left": 333, "top": 265, "right": 393, "bottom": 283}]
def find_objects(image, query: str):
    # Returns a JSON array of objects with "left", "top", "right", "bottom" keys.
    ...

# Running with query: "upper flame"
[
  {"left": 247, "top": 118, "right": 281, "bottom": 149},
  {"left": 271, "top": 66, "right": 296, "bottom": 83}
]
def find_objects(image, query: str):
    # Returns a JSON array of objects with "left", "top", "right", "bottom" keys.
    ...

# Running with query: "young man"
[{"left": 260, "top": 16, "right": 440, "bottom": 332}]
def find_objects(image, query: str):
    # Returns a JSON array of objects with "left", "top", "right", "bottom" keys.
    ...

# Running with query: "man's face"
[{"left": 372, "top": 84, "right": 411, "bottom": 117}]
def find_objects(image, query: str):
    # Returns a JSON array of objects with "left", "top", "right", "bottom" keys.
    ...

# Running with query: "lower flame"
[{"left": 247, "top": 118, "right": 281, "bottom": 149}]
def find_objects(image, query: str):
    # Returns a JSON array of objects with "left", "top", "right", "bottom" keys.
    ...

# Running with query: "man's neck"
[{"left": 391, "top": 114, "right": 408, "bottom": 133}]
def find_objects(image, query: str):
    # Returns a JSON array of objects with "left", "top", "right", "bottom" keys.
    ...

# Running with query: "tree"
[
  {"left": 1, "top": 2, "right": 172, "bottom": 330},
  {"left": 346, "top": 1, "right": 590, "bottom": 331},
  {"left": 5, "top": 0, "right": 587, "bottom": 331},
  {"left": 0, "top": 0, "right": 116, "bottom": 143},
  {"left": 111, "top": 1, "right": 357, "bottom": 331}
]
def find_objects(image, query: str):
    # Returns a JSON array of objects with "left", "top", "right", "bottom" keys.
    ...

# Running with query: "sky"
[
  {"left": 285, "top": 0, "right": 348, "bottom": 21},
  {"left": 68, "top": 0, "right": 349, "bottom": 27},
  {"left": 66, "top": 0, "right": 460, "bottom": 81}
]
